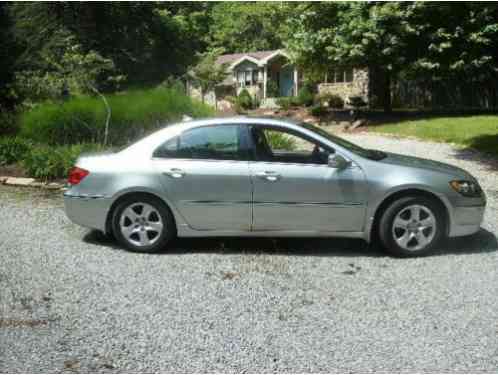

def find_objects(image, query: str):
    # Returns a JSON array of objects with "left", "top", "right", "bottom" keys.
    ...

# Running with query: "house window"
[
  {"left": 326, "top": 68, "right": 354, "bottom": 84},
  {"left": 237, "top": 71, "right": 244, "bottom": 87},
  {"left": 245, "top": 70, "right": 252, "bottom": 86},
  {"left": 236, "top": 69, "right": 257, "bottom": 87}
]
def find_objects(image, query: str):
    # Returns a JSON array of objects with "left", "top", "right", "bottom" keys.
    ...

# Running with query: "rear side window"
[{"left": 153, "top": 125, "right": 248, "bottom": 161}]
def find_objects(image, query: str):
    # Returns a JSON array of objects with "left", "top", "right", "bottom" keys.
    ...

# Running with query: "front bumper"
[
  {"left": 63, "top": 192, "right": 112, "bottom": 232},
  {"left": 448, "top": 204, "right": 486, "bottom": 237}
]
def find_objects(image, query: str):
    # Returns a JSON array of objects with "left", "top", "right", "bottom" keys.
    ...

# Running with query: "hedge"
[{"left": 20, "top": 87, "right": 213, "bottom": 146}]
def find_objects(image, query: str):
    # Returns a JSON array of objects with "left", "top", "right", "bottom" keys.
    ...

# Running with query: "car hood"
[{"left": 379, "top": 152, "right": 471, "bottom": 179}]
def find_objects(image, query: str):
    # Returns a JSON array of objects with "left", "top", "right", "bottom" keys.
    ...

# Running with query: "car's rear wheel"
[
  {"left": 379, "top": 196, "right": 445, "bottom": 257},
  {"left": 112, "top": 195, "right": 175, "bottom": 253}
]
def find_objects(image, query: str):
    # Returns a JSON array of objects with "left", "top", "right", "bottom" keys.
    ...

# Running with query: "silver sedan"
[{"left": 64, "top": 117, "right": 486, "bottom": 256}]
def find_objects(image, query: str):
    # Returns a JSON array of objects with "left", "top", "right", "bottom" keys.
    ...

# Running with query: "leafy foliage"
[
  {"left": 189, "top": 48, "right": 228, "bottom": 103},
  {"left": 348, "top": 96, "right": 367, "bottom": 108},
  {"left": 309, "top": 104, "right": 328, "bottom": 117},
  {"left": 20, "top": 87, "right": 213, "bottom": 146},
  {"left": 0, "top": 137, "right": 32, "bottom": 166},
  {"left": 266, "top": 131, "right": 297, "bottom": 151},
  {"left": 22, "top": 143, "right": 104, "bottom": 180},
  {"left": 0, "top": 110, "right": 19, "bottom": 136},
  {"left": 317, "top": 93, "right": 344, "bottom": 109},
  {"left": 297, "top": 87, "right": 314, "bottom": 107},
  {"left": 236, "top": 89, "right": 254, "bottom": 111},
  {"left": 285, "top": 2, "right": 498, "bottom": 112},
  {"left": 208, "top": 2, "right": 295, "bottom": 52}
]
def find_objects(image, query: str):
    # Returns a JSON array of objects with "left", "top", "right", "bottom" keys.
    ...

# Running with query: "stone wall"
[
  {"left": 318, "top": 69, "right": 369, "bottom": 106},
  {"left": 186, "top": 81, "right": 216, "bottom": 107}
]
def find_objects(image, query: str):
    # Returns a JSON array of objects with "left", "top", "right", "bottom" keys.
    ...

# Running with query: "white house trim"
[
  {"left": 228, "top": 55, "right": 263, "bottom": 70},
  {"left": 259, "top": 49, "right": 291, "bottom": 65}
]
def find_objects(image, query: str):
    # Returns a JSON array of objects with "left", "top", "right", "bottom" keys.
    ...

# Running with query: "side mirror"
[{"left": 328, "top": 153, "right": 351, "bottom": 169}]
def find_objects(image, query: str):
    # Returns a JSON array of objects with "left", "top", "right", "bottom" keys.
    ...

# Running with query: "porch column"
[
  {"left": 263, "top": 66, "right": 267, "bottom": 99},
  {"left": 294, "top": 67, "right": 298, "bottom": 96}
]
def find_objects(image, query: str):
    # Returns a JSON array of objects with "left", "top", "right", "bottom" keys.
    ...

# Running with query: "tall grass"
[{"left": 20, "top": 87, "right": 214, "bottom": 146}]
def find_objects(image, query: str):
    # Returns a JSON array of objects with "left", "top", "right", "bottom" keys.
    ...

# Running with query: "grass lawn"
[{"left": 370, "top": 116, "right": 498, "bottom": 157}]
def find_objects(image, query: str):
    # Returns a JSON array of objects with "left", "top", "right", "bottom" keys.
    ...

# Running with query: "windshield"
[{"left": 300, "top": 122, "right": 386, "bottom": 160}]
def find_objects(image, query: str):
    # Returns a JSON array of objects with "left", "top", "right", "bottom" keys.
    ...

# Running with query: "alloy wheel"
[
  {"left": 119, "top": 202, "right": 164, "bottom": 247},
  {"left": 391, "top": 204, "right": 436, "bottom": 251}
]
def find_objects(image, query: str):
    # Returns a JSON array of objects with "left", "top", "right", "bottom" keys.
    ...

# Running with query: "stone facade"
[
  {"left": 318, "top": 68, "right": 369, "bottom": 106},
  {"left": 186, "top": 81, "right": 217, "bottom": 107}
]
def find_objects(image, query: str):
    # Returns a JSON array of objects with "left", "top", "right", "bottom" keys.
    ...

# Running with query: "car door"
[
  {"left": 248, "top": 125, "right": 367, "bottom": 232},
  {"left": 151, "top": 124, "right": 252, "bottom": 231}
]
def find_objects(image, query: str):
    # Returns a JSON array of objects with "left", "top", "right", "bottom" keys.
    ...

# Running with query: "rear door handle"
[
  {"left": 256, "top": 171, "right": 281, "bottom": 182},
  {"left": 163, "top": 168, "right": 186, "bottom": 178}
]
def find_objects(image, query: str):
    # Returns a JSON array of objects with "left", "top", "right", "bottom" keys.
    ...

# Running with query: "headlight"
[{"left": 449, "top": 180, "right": 482, "bottom": 197}]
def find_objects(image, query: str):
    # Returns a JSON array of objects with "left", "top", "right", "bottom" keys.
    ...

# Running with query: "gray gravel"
[{"left": 1, "top": 133, "right": 498, "bottom": 373}]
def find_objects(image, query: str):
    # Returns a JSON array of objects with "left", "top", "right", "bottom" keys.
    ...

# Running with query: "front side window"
[
  {"left": 237, "top": 71, "right": 244, "bottom": 87},
  {"left": 245, "top": 70, "right": 252, "bottom": 86},
  {"left": 154, "top": 125, "right": 247, "bottom": 161},
  {"left": 250, "top": 126, "right": 331, "bottom": 165}
]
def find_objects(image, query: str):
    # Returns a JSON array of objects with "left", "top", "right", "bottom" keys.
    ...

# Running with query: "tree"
[
  {"left": 9, "top": 2, "right": 207, "bottom": 91},
  {"left": 189, "top": 48, "right": 229, "bottom": 105},
  {"left": 0, "top": 3, "right": 20, "bottom": 110},
  {"left": 208, "top": 2, "right": 296, "bottom": 53},
  {"left": 285, "top": 2, "right": 498, "bottom": 112},
  {"left": 286, "top": 2, "right": 419, "bottom": 112}
]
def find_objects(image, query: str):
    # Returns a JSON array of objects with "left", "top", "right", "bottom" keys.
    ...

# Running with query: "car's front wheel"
[
  {"left": 379, "top": 196, "right": 445, "bottom": 257},
  {"left": 112, "top": 195, "right": 175, "bottom": 253}
]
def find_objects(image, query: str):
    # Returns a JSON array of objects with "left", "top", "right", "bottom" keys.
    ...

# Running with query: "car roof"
[{"left": 177, "top": 116, "right": 302, "bottom": 128}]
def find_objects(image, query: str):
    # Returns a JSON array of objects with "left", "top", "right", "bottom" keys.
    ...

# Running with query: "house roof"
[
  {"left": 216, "top": 50, "right": 278, "bottom": 66},
  {"left": 216, "top": 49, "right": 290, "bottom": 69}
]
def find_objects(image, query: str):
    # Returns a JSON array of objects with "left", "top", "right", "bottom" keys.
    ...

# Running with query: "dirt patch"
[{"left": 0, "top": 163, "right": 28, "bottom": 178}]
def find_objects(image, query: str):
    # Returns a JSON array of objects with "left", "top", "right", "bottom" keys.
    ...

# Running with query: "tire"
[
  {"left": 379, "top": 196, "right": 446, "bottom": 257},
  {"left": 112, "top": 194, "right": 175, "bottom": 253}
]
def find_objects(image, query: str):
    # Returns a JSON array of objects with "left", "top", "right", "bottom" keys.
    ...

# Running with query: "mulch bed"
[{"left": 0, "top": 164, "right": 28, "bottom": 178}]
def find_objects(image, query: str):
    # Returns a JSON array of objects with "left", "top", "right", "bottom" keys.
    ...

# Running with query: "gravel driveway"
[{"left": 1, "top": 133, "right": 497, "bottom": 373}]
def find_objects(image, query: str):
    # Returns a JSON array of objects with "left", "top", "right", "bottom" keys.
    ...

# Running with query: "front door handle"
[
  {"left": 163, "top": 168, "right": 186, "bottom": 178},
  {"left": 256, "top": 171, "right": 281, "bottom": 182}
]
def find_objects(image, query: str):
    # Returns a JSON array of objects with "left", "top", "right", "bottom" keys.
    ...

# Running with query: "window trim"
[
  {"left": 152, "top": 124, "right": 252, "bottom": 162},
  {"left": 247, "top": 124, "right": 335, "bottom": 166},
  {"left": 326, "top": 68, "right": 354, "bottom": 84}
]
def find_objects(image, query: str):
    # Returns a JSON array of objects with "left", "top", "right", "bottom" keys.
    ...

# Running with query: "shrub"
[
  {"left": 275, "top": 97, "right": 292, "bottom": 110},
  {"left": 236, "top": 89, "right": 253, "bottom": 110},
  {"left": 0, "top": 137, "right": 33, "bottom": 166},
  {"left": 266, "top": 130, "right": 297, "bottom": 151},
  {"left": 0, "top": 110, "right": 19, "bottom": 136},
  {"left": 297, "top": 87, "right": 314, "bottom": 107},
  {"left": 22, "top": 143, "right": 105, "bottom": 180},
  {"left": 317, "top": 93, "right": 344, "bottom": 109},
  {"left": 20, "top": 87, "right": 213, "bottom": 146},
  {"left": 348, "top": 96, "right": 367, "bottom": 108},
  {"left": 309, "top": 104, "right": 328, "bottom": 117},
  {"left": 266, "top": 80, "right": 279, "bottom": 97}
]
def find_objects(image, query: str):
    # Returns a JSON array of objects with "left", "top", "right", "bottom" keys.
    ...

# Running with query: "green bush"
[
  {"left": 309, "top": 104, "right": 328, "bottom": 117},
  {"left": 0, "top": 111, "right": 19, "bottom": 136},
  {"left": 266, "top": 80, "right": 279, "bottom": 97},
  {"left": 20, "top": 87, "right": 213, "bottom": 146},
  {"left": 266, "top": 130, "right": 297, "bottom": 151},
  {"left": 317, "top": 93, "right": 344, "bottom": 109},
  {"left": 348, "top": 96, "right": 367, "bottom": 108},
  {"left": 236, "top": 89, "right": 253, "bottom": 110},
  {"left": 297, "top": 87, "right": 314, "bottom": 107},
  {"left": 22, "top": 143, "right": 105, "bottom": 180},
  {"left": 0, "top": 137, "right": 33, "bottom": 166},
  {"left": 275, "top": 97, "right": 292, "bottom": 110}
]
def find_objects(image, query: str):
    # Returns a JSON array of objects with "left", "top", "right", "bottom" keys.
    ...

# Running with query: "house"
[{"left": 187, "top": 49, "right": 370, "bottom": 108}]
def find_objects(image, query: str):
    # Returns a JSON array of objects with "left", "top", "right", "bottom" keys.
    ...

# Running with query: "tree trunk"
[{"left": 383, "top": 70, "right": 392, "bottom": 113}]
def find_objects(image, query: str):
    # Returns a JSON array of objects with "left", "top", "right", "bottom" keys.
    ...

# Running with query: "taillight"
[{"left": 68, "top": 167, "right": 89, "bottom": 185}]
